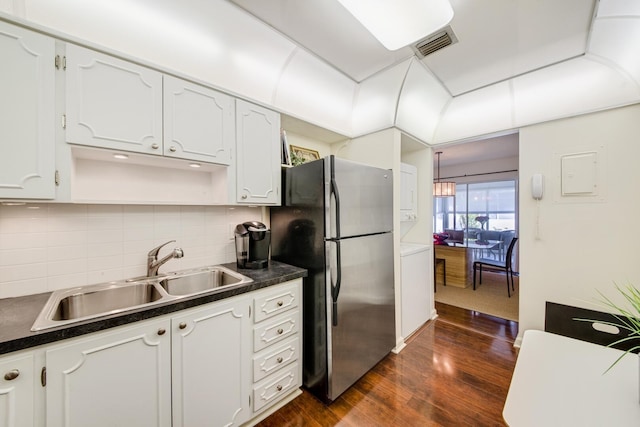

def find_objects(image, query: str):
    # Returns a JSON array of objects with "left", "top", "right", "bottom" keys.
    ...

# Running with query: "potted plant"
[{"left": 582, "top": 284, "right": 640, "bottom": 372}]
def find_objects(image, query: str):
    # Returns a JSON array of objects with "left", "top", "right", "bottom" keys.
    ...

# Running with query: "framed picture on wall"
[{"left": 290, "top": 145, "right": 320, "bottom": 166}]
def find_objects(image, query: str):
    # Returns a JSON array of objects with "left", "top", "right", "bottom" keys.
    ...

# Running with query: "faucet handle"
[{"left": 148, "top": 240, "right": 176, "bottom": 259}]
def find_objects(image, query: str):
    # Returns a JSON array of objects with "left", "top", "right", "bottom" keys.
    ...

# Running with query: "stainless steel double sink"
[{"left": 31, "top": 266, "right": 253, "bottom": 331}]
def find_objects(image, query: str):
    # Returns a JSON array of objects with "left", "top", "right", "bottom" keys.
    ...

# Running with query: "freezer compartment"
[{"left": 328, "top": 156, "right": 393, "bottom": 238}]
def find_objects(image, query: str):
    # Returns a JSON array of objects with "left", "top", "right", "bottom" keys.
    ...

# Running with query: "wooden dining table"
[{"left": 434, "top": 239, "right": 502, "bottom": 288}]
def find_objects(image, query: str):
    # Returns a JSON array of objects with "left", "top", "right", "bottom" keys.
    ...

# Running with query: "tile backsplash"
[{"left": 0, "top": 204, "right": 263, "bottom": 298}]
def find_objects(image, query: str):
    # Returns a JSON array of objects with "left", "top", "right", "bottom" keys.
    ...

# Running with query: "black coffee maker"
[{"left": 234, "top": 221, "right": 271, "bottom": 269}]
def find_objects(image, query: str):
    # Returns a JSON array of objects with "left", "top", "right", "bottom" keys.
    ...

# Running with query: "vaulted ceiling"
[{"left": 3, "top": 0, "right": 640, "bottom": 146}]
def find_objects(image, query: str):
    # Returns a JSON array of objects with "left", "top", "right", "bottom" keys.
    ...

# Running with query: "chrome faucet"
[{"left": 147, "top": 240, "right": 184, "bottom": 277}]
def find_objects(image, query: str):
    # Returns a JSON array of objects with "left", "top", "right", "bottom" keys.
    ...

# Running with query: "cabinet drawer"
[
  {"left": 252, "top": 362, "right": 299, "bottom": 413},
  {"left": 253, "top": 281, "right": 300, "bottom": 323},
  {"left": 253, "top": 310, "right": 299, "bottom": 352},
  {"left": 253, "top": 337, "right": 299, "bottom": 382}
]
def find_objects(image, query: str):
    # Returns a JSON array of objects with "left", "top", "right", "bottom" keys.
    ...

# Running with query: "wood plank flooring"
[{"left": 256, "top": 302, "right": 519, "bottom": 427}]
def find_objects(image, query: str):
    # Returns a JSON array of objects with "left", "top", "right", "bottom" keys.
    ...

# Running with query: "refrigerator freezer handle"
[
  {"left": 330, "top": 239, "right": 342, "bottom": 326},
  {"left": 330, "top": 156, "right": 341, "bottom": 239}
]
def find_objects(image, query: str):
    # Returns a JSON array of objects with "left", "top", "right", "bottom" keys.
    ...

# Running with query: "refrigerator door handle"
[
  {"left": 330, "top": 156, "right": 341, "bottom": 239},
  {"left": 330, "top": 239, "right": 342, "bottom": 326}
]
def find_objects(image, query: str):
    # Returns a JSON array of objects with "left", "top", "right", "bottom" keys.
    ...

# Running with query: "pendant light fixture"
[{"left": 433, "top": 151, "right": 456, "bottom": 197}]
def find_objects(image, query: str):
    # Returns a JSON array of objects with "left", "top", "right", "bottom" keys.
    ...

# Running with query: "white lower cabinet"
[
  {"left": 0, "top": 279, "right": 302, "bottom": 426},
  {"left": 0, "top": 351, "right": 37, "bottom": 427},
  {"left": 171, "top": 297, "right": 250, "bottom": 427},
  {"left": 45, "top": 318, "right": 172, "bottom": 427},
  {"left": 250, "top": 280, "right": 303, "bottom": 418}
]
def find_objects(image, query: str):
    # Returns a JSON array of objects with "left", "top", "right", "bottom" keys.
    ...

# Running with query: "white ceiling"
[
  {"left": 231, "top": 0, "right": 596, "bottom": 95},
  {"left": 7, "top": 0, "right": 639, "bottom": 151}
]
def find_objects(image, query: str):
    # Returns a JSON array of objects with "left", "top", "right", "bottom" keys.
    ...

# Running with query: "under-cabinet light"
[
  {"left": 336, "top": 0, "right": 454, "bottom": 51},
  {"left": 113, "top": 153, "right": 129, "bottom": 160},
  {"left": 189, "top": 163, "right": 201, "bottom": 168}
]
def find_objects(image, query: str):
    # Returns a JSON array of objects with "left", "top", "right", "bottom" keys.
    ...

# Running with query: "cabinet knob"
[
  {"left": 277, "top": 300, "right": 283, "bottom": 307},
  {"left": 276, "top": 357, "right": 283, "bottom": 364},
  {"left": 179, "top": 322, "right": 187, "bottom": 330},
  {"left": 151, "top": 143, "right": 160, "bottom": 150},
  {"left": 276, "top": 384, "right": 283, "bottom": 392},
  {"left": 157, "top": 328, "right": 166, "bottom": 336},
  {"left": 169, "top": 146, "right": 177, "bottom": 152},
  {"left": 277, "top": 328, "right": 284, "bottom": 335},
  {"left": 241, "top": 194, "right": 248, "bottom": 199},
  {"left": 4, "top": 369, "right": 19, "bottom": 381}
]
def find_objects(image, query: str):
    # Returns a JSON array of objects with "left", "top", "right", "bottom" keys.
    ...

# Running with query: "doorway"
[{"left": 432, "top": 133, "right": 519, "bottom": 321}]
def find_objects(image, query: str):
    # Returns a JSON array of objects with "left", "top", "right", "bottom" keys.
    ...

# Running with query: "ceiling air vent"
[{"left": 413, "top": 26, "right": 458, "bottom": 59}]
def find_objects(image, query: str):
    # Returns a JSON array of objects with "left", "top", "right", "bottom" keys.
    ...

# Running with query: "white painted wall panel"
[
  {"left": 274, "top": 48, "right": 356, "bottom": 136},
  {"left": 513, "top": 57, "right": 640, "bottom": 127},
  {"left": 22, "top": 0, "right": 297, "bottom": 105},
  {"left": 589, "top": 19, "right": 640, "bottom": 88},
  {"left": 518, "top": 104, "right": 640, "bottom": 340},
  {"left": 352, "top": 59, "right": 410, "bottom": 136},
  {"left": 395, "top": 60, "right": 451, "bottom": 144},
  {"left": 433, "top": 81, "right": 513, "bottom": 144}
]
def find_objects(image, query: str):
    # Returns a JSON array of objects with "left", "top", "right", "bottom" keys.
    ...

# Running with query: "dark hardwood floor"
[{"left": 256, "top": 302, "right": 519, "bottom": 427}]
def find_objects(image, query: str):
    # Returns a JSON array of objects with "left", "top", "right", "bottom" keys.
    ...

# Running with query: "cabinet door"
[
  {"left": 400, "top": 163, "right": 417, "bottom": 221},
  {"left": 235, "top": 100, "right": 281, "bottom": 205},
  {"left": 46, "top": 319, "right": 171, "bottom": 427},
  {"left": 163, "top": 76, "right": 233, "bottom": 165},
  {"left": 171, "top": 297, "right": 250, "bottom": 427},
  {"left": 65, "top": 44, "right": 163, "bottom": 154},
  {"left": 0, "top": 352, "right": 35, "bottom": 427},
  {"left": 0, "top": 22, "right": 55, "bottom": 199}
]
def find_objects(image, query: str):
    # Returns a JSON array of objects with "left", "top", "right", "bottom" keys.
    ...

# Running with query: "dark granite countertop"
[{"left": 0, "top": 261, "right": 306, "bottom": 356}]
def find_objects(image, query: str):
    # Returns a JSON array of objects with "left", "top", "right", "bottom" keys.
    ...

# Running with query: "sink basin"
[
  {"left": 160, "top": 266, "right": 252, "bottom": 296},
  {"left": 51, "top": 283, "right": 164, "bottom": 321},
  {"left": 31, "top": 266, "right": 253, "bottom": 331}
]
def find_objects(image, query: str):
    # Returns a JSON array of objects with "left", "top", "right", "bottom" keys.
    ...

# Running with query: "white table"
[{"left": 503, "top": 330, "right": 640, "bottom": 426}]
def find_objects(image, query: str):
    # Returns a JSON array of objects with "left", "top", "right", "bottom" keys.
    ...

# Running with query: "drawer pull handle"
[
  {"left": 157, "top": 328, "right": 166, "bottom": 336},
  {"left": 4, "top": 369, "right": 19, "bottom": 381},
  {"left": 277, "top": 300, "right": 283, "bottom": 307},
  {"left": 179, "top": 322, "right": 187, "bottom": 330},
  {"left": 277, "top": 328, "right": 284, "bottom": 335},
  {"left": 276, "top": 384, "right": 283, "bottom": 392},
  {"left": 277, "top": 357, "right": 283, "bottom": 364}
]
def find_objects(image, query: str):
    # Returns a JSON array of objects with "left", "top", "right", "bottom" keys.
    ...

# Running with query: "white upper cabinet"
[
  {"left": 65, "top": 43, "right": 163, "bottom": 155},
  {"left": 163, "top": 76, "right": 233, "bottom": 165},
  {"left": 235, "top": 99, "right": 281, "bottom": 205},
  {"left": 0, "top": 21, "right": 55, "bottom": 199},
  {"left": 400, "top": 163, "right": 417, "bottom": 222},
  {"left": 66, "top": 44, "right": 235, "bottom": 166}
]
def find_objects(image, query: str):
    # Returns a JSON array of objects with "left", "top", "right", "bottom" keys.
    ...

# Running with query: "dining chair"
[
  {"left": 472, "top": 237, "right": 518, "bottom": 297},
  {"left": 433, "top": 248, "right": 446, "bottom": 292}
]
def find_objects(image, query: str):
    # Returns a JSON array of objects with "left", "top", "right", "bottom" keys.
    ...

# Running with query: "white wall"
[
  {"left": 518, "top": 103, "right": 640, "bottom": 339},
  {"left": 0, "top": 204, "right": 262, "bottom": 298},
  {"left": 439, "top": 156, "right": 519, "bottom": 185}
]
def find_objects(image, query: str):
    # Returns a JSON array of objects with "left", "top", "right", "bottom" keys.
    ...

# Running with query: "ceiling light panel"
[{"left": 336, "top": 0, "right": 454, "bottom": 50}]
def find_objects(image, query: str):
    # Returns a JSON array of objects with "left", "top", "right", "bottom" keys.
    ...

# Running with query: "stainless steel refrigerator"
[{"left": 271, "top": 155, "right": 395, "bottom": 402}]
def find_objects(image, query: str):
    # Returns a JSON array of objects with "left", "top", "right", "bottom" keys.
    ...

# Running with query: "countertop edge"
[{"left": 0, "top": 261, "right": 307, "bottom": 356}]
